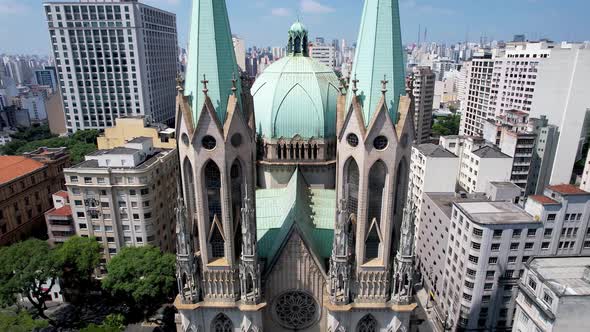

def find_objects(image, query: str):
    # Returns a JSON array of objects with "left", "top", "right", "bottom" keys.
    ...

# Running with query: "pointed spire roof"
[
  {"left": 184, "top": 0, "right": 243, "bottom": 125},
  {"left": 347, "top": 0, "right": 406, "bottom": 126}
]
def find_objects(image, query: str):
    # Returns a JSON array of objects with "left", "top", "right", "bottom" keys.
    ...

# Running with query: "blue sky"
[{"left": 0, "top": 0, "right": 589, "bottom": 54}]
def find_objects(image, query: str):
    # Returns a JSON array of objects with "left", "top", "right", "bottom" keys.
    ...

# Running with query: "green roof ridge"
[
  {"left": 184, "top": 0, "right": 243, "bottom": 125},
  {"left": 347, "top": 0, "right": 406, "bottom": 125}
]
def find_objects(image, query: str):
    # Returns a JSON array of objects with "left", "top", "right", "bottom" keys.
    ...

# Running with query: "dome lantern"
[{"left": 288, "top": 20, "right": 309, "bottom": 56}]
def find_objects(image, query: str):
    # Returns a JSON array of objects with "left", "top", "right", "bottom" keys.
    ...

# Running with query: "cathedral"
[{"left": 174, "top": 0, "right": 417, "bottom": 331}]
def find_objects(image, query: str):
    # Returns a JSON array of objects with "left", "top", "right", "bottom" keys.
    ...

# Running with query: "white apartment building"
[
  {"left": 309, "top": 44, "right": 336, "bottom": 69},
  {"left": 459, "top": 54, "right": 495, "bottom": 136},
  {"left": 44, "top": 0, "right": 178, "bottom": 133},
  {"left": 441, "top": 201, "right": 542, "bottom": 331},
  {"left": 232, "top": 36, "right": 246, "bottom": 72},
  {"left": 411, "top": 66, "right": 436, "bottom": 143},
  {"left": 580, "top": 153, "right": 590, "bottom": 192},
  {"left": 458, "top": 145, "right": 513, "bottom": 193},
  {"left": 514, "top": 256, "right": 590, "bottom": 332},
  {"left": 20, "top": 94, "right": 48, "bottom": 122},
  {"left": 64, "top": 137, "right": 178, "bottom": 265},
  {"left": 530, "top": 46, "right": 590, "bottom": 185}
]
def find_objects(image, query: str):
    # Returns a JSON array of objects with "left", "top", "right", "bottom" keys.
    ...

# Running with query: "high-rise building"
[
  {"left": 34, "top": 67, "right": 58, "bottom": 91},
  {"left": 175, "top": 0, "right": 417, "bottom": 331},
  {"left": 63, "top": 137, "right": 178, "bottom": 264},
  {"left": 43, "top": 0, "right": 178, "bottom": 133},
  {"left": 514, "top": 256, "right": 590, "bottom": 332},
  {"left": 232, "top": 35, "right": 246, "bottom": 72},
  {"left": 411, "top": 66, "right": 435, "bottom": 143},
  {"left": 309, "top": 44, "right": 336, "bottom": 69},
  {"left": 459, "top": 53, "right": 494, "bottom": 137}
]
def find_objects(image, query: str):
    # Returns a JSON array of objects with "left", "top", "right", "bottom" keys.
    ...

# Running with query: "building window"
[
  {"left": 468, "top": 255, "right": 479, "bottom": 264},
  {"left": 527, "top": 229, "right": 537, "bottom": 237},
  {"left": 140, "top": 188, "right": 149, "bottom": 195},
  {"left": 488, "top": 257, "right": 498, "bottom": 264},
  {"left": 525, "top": 242, "right": 534, "bottom": 250},
  {"left": 491, "top": 243, "right": 500, "bottom": 251},
  {"left": 70, "top": 176, "right": 78, "bottom": 183},
  {"left": 512, "top": 229, "right": 522, "bottom": 238},
  {"left": 473, "top": 228, "right": 483, "bottom": 237},
  {"left": 211, "top": 314, "right": 233, "bottom": 332},
  {"left": 510, "top": 243, "right": 519, "bottom": 250},
  {"left": 543, "top": 292, "right": 553, "bottom": 305},
  {"left": 84, "top": 177, "right": 92, "bottom": 184},
  {"left": 528, "top": 277, "right": 537, "bottom": 291},
  {"left": 77, "top": 212, "right": 85, "bottom": 218},
  {"left": 366, "top": 160, "right": 387, "bottom": 261},
  {"left": 75, "top": 200, "right": 83, "bottom": 206},
  {"left": 547, "top": 214, "right": 556, "bottom": 221}
]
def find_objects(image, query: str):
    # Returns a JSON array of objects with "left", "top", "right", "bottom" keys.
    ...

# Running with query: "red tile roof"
[
  {"left": 46, "top": 206, "right": 72, "bottom": 217},
  {"left": 0, "top": 156, "right": 46, "bottom": 185},
  {"left": 547, "top": 184, "right": 588, "bottom": 196},
  {"left": 529, "top": 195, "right": 560, "bottom": 205},
  {"left": 54, "top": 190, "right": 69, "bottom": 199}
]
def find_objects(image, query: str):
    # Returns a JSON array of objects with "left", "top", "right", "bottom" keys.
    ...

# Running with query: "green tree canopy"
[
  {"left": 0, "top": 240, "right": 61, "bottom": 322},
  {"left": 432, "top": 114, "right": 461, "bottom": 137},
  {"left": 102, "top": 246, "right": 175, "bottom": 310},
  {"left": 0, "top": 310, "right": 49, "bottom": 332},
  {"left": 55, "top": 236, "right": 101, "bottom": 289},
  {"left": 80, "top": 314, "right": 125, "bottom": 332}
]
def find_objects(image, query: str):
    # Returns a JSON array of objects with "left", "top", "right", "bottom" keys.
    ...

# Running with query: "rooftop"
[
  {"left": 71, "top": 149, "right": 171, "bottom": 170},
  {"left": 547, "top": 184, "right": 589, "bottom": 196},
  {"left": 529, "top": 195, "right": 560, "bottom": 205},
  {"left": 416, "top": 143, "right": 457, "bottom": 158},
  {"left": 472, "top": 145, "right": 511, "bottom": 159},
  {"left": 54, "top": 190, "right": 69, "bottom": 199},
  {"left": 529, "top": 256, "right": 590, "bottom": 296},
  {"left": 127, "top": 137, "right": 152, "bottom": 144},
  {"left": 425, "top": 192, "right": 488, "bottom": 218},
  {"left": 455, "top": 201, "right": 537, "bottom": 225},
  {"left": 0, "top": 156, "right": 46, "bottom": 185},
  {"left": 46, "top": 205, "right": 72, "bottom": 217}
]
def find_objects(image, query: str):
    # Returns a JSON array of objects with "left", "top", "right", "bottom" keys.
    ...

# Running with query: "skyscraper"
[
  {"left": 44, "top": 0, "right": 178, "bottom": 133},
  {"left": 232, "top": 35, "right": 246, "bottom": 72},
  {"left": 411, "top": 66, "right": 435, "bottom": 143}
]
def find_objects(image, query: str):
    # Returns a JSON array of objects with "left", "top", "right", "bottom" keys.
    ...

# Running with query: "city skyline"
[{"left": 0, "top": 0, "right": 589, "bottom": 55}]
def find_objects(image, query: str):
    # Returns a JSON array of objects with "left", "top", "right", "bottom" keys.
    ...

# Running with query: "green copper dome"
[
  {"left": 252, "top": 23, "right": 340, "bottom": 139},
  {"left": 289, "top": 21, "right": 307, "bottom": 34}
]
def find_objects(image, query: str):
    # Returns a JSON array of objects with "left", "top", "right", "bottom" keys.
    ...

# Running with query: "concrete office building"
[
  {"left": 232, "top": 35, "right": 246, "bottom": 72},
  {"left": 44, "top": 190, "right": 75, "bottom": 246},
  {"left": 458, "top": 145, "right": 513, "bottom": 193},
  {"left": 513, "top": 256, "right": 590, "bottom": 332},
  {"left": 44, "top": 0, "right": 178, "bottom": 132},
  {"left": 309, "top": 44, "right": 337, "bottom": 69},
  {"left": 411, "top": 66, "right": 436, "bottom": 143},
  {"left": 0, "top": 148, "right": 70, "bottom": 246},
  {"left": 459, "top": 54, "right": 495, "bottom": 137},
  {"left": 20, "top": 94, "right": 47, "bottom": 122},
  {"left": 530, "top": 46, "right": 590, "bottom": 185},
  {"left": 64, "top": 137, "right": 178, "bottom": 264},
  {"left": 410, "top": 144, "right": 459, "bottom": 232},
  {"left": 97, "top": 116, "right": 176, "bottom": 150},
  {"left": 34, "top": 67, "right": 58, "bottom": 91}
]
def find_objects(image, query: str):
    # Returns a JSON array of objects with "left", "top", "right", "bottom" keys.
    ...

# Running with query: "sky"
[{"left": 0, "top": 0, "right": 589, "bottom": 55}]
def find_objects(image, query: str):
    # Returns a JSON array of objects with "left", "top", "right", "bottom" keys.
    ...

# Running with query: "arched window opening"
[
  {"left": 246, "top": 273, "right": 254, "bottom": 294},
  {"left": 367, "top": 161, "right": 387, "bottom": 226},
  {"left": 277, "top": 144, "right": 282, "bottom": 160},
  {"left": 344, "top": 158, "right": 359, "bottom": 217},
  {"left": 294, "top": 36, "right": 301, "bottom": 53},
  {"left": 290, "top": 144, "right": 294, "bottom": 159},
  {"left": 183, "top": 158, "right": 196, "bottom": 217},
  {"left": 204, "top": 161, "right": 222, "bottom": 225},
  {"left": 283, "top": 144, "right": 288, "bottom": 159},
  {"left": 307, "top": 144, "right": 312, "bottom": 159},
  {"left": 230, "top": 161, "right": 243, "bottom": 260},
  {"left": 295, "top": 143, "right": 300, "bottom": 159},
  {"left": 394, "top": 158, "right": 408, "bottom": 215},
  {"left": 365, "top": 222, "right": 381, "bottom": 260},
  {"left": 356, "top": 314, "right": 377, "bottom": 332},
  {"left": 313, "top": 144, "right": 318, "bottom": 159},
  {"left": 211, "top": 313, "right": 233, "bottom": 332}
]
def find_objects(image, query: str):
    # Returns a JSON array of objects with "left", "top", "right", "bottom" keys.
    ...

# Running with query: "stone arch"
[
  {"left": 394, "top": 157, "right": 408, "bottom": 215},
  {"left": 343, "top": 157, "right": 360, "bottom": 218},
  {"left": 183, "top": 158, "right": 198, "bottom": 243},
  {"left": 211, "top": 313, "right": 233, "bottom": 332},
  {"left": 366, "top": 160, "right": 387, "bottom": 261},
  {"left": 357, "top": 314, "right": 377, "bottom": 332},
  {"left": 203, "top": 160, "right": 222, "bottom": 225}
]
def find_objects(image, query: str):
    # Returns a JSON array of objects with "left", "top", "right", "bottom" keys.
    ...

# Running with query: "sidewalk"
[{"left": 415, "top": 288, "right": 442, "bottom": 332}]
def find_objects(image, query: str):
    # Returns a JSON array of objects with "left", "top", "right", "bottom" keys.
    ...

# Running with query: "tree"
[
  {"left": 54, "top": 236, "right": 101, "bottom": 296},
  {"left": 102, "top": 246, "right": 175, "bottom": 314},
  {"left": 0, "top": 310, "right": 49, "bottom": 332},
  {"left": 80, "top": 314, "right": 125, "bottom": 332},
  {"left": 72, "top": 129, "right": 101, "bottom": 145},
  {"left": 0, "top": 240, "right": 60, "bottom": 323},
  {"left": 432, "top": 114, "right": 461, "bottom": 137}
]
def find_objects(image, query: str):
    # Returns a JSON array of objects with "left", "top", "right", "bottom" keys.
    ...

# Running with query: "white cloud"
[
  {"left": 0, "top": 0, "right": 29, "bottom": 15},
  {"left": 400, "top": 0, "right": 455, "bottom": 15},
  {"left": 300, "top": 0, "right": 335, "bottom": 14},
  {"left": 271, "top": 7, "right": 292, "bottom": 17}
]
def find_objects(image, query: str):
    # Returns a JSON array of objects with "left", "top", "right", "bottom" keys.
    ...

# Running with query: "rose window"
[{"left": 273, "top": 291, "right": 318, "bottom": 329}]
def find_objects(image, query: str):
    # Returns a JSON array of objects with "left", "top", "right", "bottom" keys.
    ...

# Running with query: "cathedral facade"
[{"left": 174, "top": 1, "right": 417, "bottom": 331}]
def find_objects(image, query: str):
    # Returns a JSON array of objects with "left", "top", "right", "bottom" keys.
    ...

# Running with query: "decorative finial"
[
  {"left": 201, "top": 74, "right": 209, "bottom": 96},
  {"left": 352, "top": 75, "right": 359, "bottom": 95},
  {"left": 338, "top": 77, "right": 345, "bottom": 95},
  {"left": 176, "top": 75, "right": 185, "bottom": 92},
  {"left": 381, "top": 75, "right": 389, "bottom": 95},
  {"left": 231, "top": 72, "right": 238, "bottom": 95},
  {"left": 345, "top": 76, "right": 350, "bottom": 89}
]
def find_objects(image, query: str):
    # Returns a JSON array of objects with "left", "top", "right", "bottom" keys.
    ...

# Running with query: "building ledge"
[
  {"left": 325, "top": 301, "right": 417, "bottom": 313},
  {"left": 206, "top": 258, "right": 229, "bottom": 267},
  {"left": 174, "top": 296, "right": 267, "bottom": 312}
]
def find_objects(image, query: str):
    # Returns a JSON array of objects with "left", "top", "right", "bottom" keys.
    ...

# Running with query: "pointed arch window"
[
  {"left": 211, "top": 313, "right": 233, "bottom": 332},
  {"left": 365, "top": 219, "right": 382, "bottom": 260},
  {"left": 209, "top": 219, "right": 225, "bottom": 259},
  {"left": 356, "top": 314, "right": 377, "bottom": 332},
  {"left": 367, "top": 160, "right": 387, "bottom": 225},
  {"left": 394, "top": 158, "right": 408, "bottom": 215},
  {"left": 183, "top": 158, "right": 196, "bottom": 217},
  {"left": 344, "top": 158, "right": 359, "bottom": 217},
  {"left": 231, "top": 161, "right": 243, "bottom": 260},
  {"left": 204, "top": 161, "right": 222, "bottom": 224}
]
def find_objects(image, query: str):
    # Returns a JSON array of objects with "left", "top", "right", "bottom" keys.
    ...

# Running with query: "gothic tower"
[
  {"left": 328, "top": 0, "right": 417, "bottom": 330},
  {"left": 175, "top": 0, "right": 261, "bottom": 330}
]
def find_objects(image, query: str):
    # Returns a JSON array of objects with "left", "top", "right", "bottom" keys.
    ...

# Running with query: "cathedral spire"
[
  {"left": 184, "top": 0, "right": 243, "bottom": 125},
  {"left": 346, "top": 0, "right": 406, "bottom": 125}
]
